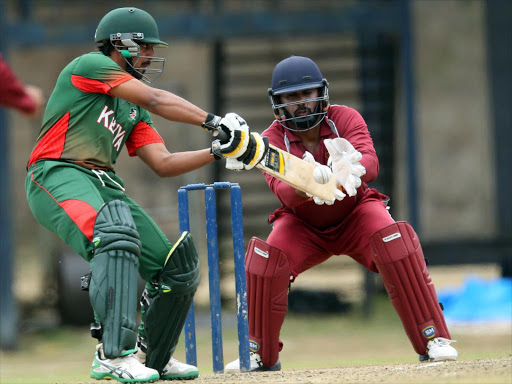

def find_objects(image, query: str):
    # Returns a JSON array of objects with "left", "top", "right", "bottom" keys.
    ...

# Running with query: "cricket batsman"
[{"left": 24, "top": 7, "right": 266, "bottom": 383}]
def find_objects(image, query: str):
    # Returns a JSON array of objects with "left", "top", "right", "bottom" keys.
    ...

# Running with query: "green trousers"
[{"left": 26, "top": 160, "right": 173, "bottom": 339}]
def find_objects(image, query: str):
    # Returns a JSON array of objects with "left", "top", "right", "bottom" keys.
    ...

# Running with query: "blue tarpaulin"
[{"left": 437, "top": 276, "right": 512, "bottom": 323}]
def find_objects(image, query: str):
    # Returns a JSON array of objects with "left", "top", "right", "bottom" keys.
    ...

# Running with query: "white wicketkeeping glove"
[
  {"left": 324, "top": 138, "right": 366, "bottom": 197},
  {"left": 302, "top": 151, "right": 345, "bottom": 205}
]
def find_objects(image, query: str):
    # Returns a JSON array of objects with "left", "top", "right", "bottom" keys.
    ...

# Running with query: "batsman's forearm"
[
  {"left": 147, "top": 89, "right": 208, "bottom": 127},
  {"left": 157, "top": 149, "right": 215, "bottom": 177},
  {"left": 111, "top": 79, "right": 209, "bottom": 127}
]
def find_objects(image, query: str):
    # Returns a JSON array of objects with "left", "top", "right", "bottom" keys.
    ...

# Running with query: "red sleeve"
[
  {"left": 0, "top": 55, "right": 36, "bottom": 113},
  {"left": 330, "top": 106, "right": 379, "bottom": 183},
  {"left": 71, "top": 74, "right": 133, "bottom": 95},
  {"left": 261, "top": 124, "right": 311, "bottom": 208},
  {"left": 125, "top": 121, "right": 164, "bottom": 156}
]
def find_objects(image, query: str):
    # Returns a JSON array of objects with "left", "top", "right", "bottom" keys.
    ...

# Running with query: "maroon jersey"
[{"left": 262, "top": 105, "right": 379, "bottom": 229}]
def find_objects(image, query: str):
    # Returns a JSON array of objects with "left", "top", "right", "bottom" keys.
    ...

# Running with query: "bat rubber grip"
[{"left": 212, "top": 127, "right": 230, "bottom": 143}]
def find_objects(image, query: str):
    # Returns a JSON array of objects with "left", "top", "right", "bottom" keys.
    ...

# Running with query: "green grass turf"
[{"left": 1, "top": 296, "right": 511, "bottom": 383}]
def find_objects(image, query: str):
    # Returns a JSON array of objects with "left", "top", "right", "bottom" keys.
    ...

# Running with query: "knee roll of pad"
[
  {"left": 143, "top": 231, "right": 200, "bottom": 373},
  {"left": 370, "top": 221, "right": 450, "bottom": 355},
  {"left": 157, "top": 231, "right": 200, "bottom": 296},
  {"left": 89, "top": 200, "right": 141, "bottom": 358},
  {"left": 92, "top": 200, "right": 141, "bottom": 256}
]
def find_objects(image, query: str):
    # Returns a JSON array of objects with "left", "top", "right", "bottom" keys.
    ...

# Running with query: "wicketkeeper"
[
  {"left": 24, "top": 7, "right": 266, "bottom": 383},
  {"left": 224, "top": 56, "right": 458, "bottom": 372}
]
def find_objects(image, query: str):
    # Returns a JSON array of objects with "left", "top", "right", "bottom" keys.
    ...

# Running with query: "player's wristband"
[
  {"left": 202, "top": 113, "right": 222, "bottom": 132},
  {"left": 210, "top": 141, "right": 223, "bottom": 160}
]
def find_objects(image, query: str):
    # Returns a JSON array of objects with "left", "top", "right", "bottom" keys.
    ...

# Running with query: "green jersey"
[{"left": 28, "top": 52, "right": 163, "bottom": 170}]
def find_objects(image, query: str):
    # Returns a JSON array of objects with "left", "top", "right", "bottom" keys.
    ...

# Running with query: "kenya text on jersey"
[{"left": 97, "top": 105, "right": 126, "bottom": 152}]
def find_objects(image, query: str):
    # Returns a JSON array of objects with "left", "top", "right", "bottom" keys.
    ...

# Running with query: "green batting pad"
[
  {"left": 142, "top": 232, "right": 200, "bottom": 373},
  {"left": 89, "top": 200, "right": 141, "bottom": 358}
]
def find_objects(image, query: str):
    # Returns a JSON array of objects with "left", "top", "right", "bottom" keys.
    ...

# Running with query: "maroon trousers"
[
  {"left": 267, "top": 197, "right": 392, "bottom": 280},
  {"left": 249, "top": 195, "right": 450, "bottom": 365}
]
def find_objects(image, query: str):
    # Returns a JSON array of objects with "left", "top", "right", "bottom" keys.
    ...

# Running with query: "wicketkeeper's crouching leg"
[
  {"left": 225, "top": 237, "right": 290, "bottom": 372},
  {"left": 135, "top": 231, "right": 200, "bottom": 380},
  {"left": 370, "top": 221, "right": 458, "bottom": 362},
  {"left": 88, "top": 200, "right": 159, "bottom": 382}
]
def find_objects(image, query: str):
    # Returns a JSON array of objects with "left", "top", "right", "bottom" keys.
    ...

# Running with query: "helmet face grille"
[
  {"left": 111, "top": 43, "right": 167, "bottom": 84},
  {"left": 270, "top": 92, "right": 329, "bottom": 132}
]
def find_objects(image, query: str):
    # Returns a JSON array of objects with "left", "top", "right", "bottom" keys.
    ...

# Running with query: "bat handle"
[{"left": 209, "top": 127, "right": 230, "bottom": 142}]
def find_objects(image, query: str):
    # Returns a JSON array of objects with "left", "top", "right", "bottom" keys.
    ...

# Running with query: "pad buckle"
[
  {"left": 90, "top": 322, "right": 103, "bottom": 340},
  {"left": 81, "top": 272, "right": 91, "bottom": 291}
]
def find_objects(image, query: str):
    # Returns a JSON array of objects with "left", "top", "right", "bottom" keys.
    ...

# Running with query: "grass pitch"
[{"left": 1, "top": 296, "right": 511, "bottom": 383}]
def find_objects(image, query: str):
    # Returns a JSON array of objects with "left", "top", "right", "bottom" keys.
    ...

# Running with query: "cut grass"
[{"left": 1, "top": 295, "right": 511, "bottom": 383}]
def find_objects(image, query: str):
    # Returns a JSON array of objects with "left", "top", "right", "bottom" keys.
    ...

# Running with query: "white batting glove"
[
  {"left": 224, "top": 132, "right": 269, "bottom": 171},
  {"left": 225, "top": 157, "right": 244, "bottom": 170},
  {"left": 302, "top": 151, "right": 345, "bottom": 205},
  {"left": 324, "top": 138, "right": 366, "bottom": 197},
  {"left": 210, "top": 113, "right": 250, "bottom": 159},
  {"left": 235, "top": 132, "right": 269, "bottom": 170}
]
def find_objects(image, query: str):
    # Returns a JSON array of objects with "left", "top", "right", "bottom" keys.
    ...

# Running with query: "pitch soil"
[{"left": 186, "top": 357, "right": 511, "bottom": 384}]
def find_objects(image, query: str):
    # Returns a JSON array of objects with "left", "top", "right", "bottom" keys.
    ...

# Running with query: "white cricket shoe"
[
  {"left": 225, "top": 352, "right": 281, "bottom": 373},
  {"left": 426, "top": 337, "right": 458, "bottom": 361},
  {"left": 90, "top": 344, "right": 159, "bottom": 383},
  {"left": 161, "top": 357, "right": 199, "bottom": 380},
  {"left": 135, "top": 347, "right": 199, "bottom": 380}
]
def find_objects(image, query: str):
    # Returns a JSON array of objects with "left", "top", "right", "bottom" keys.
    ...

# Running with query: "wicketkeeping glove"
[
  {"left": 324, "top": 138, "right": 366, "bottom": 197},
  {"left": 207, "top": 112, "right": 250, "bottom": 159},
  {"left": 302, "top": 151, "right": 345, "bottom": 205}
]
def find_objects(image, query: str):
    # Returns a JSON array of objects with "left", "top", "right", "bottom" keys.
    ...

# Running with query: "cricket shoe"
[
  {"left": 160, "top": 357, "right": 199, "bottom": 380},
  {"left": 225, "top": 352, "right": 281, "bottom": 373},
  {"left": 134, "top": 348, "right": 199, "bottom": 380},
  {"left": 90, "top": 344, "right": 159, "bottom": 383},
  {"left": 419, "top": 338, "right": 458, "bottom": 362}
]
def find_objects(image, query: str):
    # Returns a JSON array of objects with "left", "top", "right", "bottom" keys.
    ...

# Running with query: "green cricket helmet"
[{"left": 95, "top": 7, "right": 167, "bottom": 83}]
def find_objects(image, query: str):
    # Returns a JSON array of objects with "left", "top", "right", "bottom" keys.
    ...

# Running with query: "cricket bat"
[
  {"left": 207, "top": 127, "right": 338, "bottom": 201},
  {"left": 256, "top": 144, "right": 338, "bottom": 202}
]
